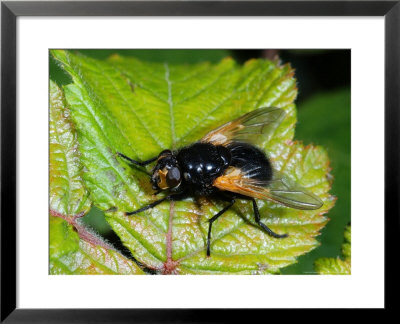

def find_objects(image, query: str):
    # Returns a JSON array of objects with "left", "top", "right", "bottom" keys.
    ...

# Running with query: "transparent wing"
[
  {"left": 214, "top": 167, "right": 323, "bottom": 210},
  {"left": 263, "top": 175, "right": 323, "bottom": 210},
  {"left": 201, "top": 107, "right": 286, "bottom": 146}
]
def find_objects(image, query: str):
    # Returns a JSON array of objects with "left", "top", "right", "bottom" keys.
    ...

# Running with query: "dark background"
[{"left": 50, "top": 49, "right": 351, "bottom": 274}]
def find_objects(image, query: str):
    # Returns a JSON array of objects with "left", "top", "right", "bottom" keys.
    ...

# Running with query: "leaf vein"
[
  {"left": 90, "top": 59, "right": 163, "bottom": 150},
  {"left": 111, "top": 216, "right": 165, "bottom": 262}
]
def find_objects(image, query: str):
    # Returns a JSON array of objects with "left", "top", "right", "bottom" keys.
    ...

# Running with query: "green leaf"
[
  {"left": 342, "top": 224, "right": 351, "bottom": 260},
  {"left": 52, "top": 50, "right": 335, "bottom": 274},
  {"left": 50, "top": 81, "right": 144, "bottom": 274},
  {"left": 75, "top": 49, "right": 232, "bottom": 64},
  {"left": 50, "top": 216, "right": 145, "bottom": 275},
  {"left": 313, "top": 257, "right": 350, "bottom": 275},
  {"left": 50, "top": 80, "right": 91, "bottom": 216},
  {"left": 314, "top": 225, "right": 351, "bottom": 275}
]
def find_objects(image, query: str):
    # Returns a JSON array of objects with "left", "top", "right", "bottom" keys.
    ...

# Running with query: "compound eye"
[{"left": 166, "top": 167, "right": 181, "bottom": 188}]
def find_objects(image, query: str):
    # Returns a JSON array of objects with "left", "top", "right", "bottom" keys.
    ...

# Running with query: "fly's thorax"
[
  {"left": 177, "top": 143, "right": 231, "bottom": 190},
  {"left": 151, "top": 150, "right": 182, "bottom": 190}
]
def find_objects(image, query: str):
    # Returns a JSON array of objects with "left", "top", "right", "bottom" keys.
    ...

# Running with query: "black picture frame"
[{"left": 1, "top": 0, "right": 398, "bottom": 321}]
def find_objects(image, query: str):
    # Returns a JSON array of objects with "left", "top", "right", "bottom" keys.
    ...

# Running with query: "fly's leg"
[
  {"left": 207, "top": 198, "right": 235, "bottom": 257},
  {"left": 125, "top": 197, "right": 167, "bottom": 216},
  {"left": 153, "top": 189, "right": 162, "bottom": 196},
  {"left": 125, "top": 192, "right": 187, "bottom": 216},
  {"left": 251, "top": 198, "right": 288, "bottom": 238},
  {"left": 117, "top": 152, "right": 157, "bottom": 167}
]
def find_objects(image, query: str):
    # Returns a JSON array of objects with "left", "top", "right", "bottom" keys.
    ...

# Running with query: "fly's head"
[{"left": 151, "top": 150, "right": 182, "bottom": 191}]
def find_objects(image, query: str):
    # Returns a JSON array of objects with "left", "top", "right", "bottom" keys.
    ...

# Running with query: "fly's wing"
[
  {"left": 214, "top": 167, "right": 323, "bottom": 210},
  {"left": 262, "top": 174, "right": 323, "bottom": 210},
  {"left": 201, "top": 107, "right": 286, "bottom": 146}
]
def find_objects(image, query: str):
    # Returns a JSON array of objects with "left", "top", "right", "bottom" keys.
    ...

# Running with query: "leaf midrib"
[{"left": 164, "top": 63, "right": 176, "bottom": 149}]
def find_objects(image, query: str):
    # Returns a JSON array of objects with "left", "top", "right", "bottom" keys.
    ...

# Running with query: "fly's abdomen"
[{"left": 227, "top": 142, "right": 273, "bottom": 183}]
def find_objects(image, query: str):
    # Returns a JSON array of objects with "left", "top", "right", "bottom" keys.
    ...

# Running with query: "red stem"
[{"left": 50, "top": 209, "right": 112, "bottom": 250}]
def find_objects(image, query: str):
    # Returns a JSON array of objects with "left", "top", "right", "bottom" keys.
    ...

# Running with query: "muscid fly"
[{"left": 117, "top": 107, "right": 323, "bottom": 256}]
